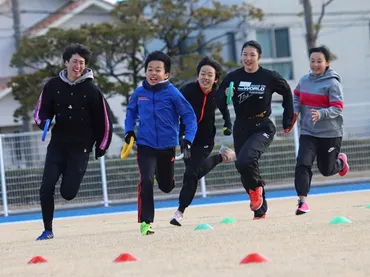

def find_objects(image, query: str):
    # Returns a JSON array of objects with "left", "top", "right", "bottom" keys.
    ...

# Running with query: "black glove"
[
  {"left": 124, "top": 131, "right": 136, "bottom": 144},
  {"left": 221, "top": 121, "right": 232, "bottom": 136},
  {"left": 95, "top": 147, "right": 105, "bottom": 160},
  {"left": 179, "top": 135, "right": 184, "bottom": 153},
  {"left": 222, "top": 127, "right": 232, "bottom": 136},
  {"left": 181, "top": 139, "right": 192, "bottom": 159},
  {"left": 39, "top": 119, "right": 52, "bottom": 131}
]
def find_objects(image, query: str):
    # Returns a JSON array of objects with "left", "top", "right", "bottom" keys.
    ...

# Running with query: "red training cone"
[
  {"left": 113, "top": 253, "right": 138, "bottom": 263},
  {"left": 240, "top": 253, "right": 270, "bottom": 264},
  {"left": 28, "top": 256, "right": 48, "bottom": 264}
]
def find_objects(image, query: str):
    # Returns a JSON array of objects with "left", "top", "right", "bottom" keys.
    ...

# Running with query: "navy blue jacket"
[{"left": 125, "top": 80, "right": 197, "bottom": 149}]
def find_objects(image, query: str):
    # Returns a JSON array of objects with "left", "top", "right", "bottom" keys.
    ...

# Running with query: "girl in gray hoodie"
[{"left": 292, "top": 45, "right": 349, "bottom": 215}]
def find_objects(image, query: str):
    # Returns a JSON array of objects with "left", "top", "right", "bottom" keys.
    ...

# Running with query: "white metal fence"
[{"left": 1, "top": 103, "right": 370, "bottom": 216}]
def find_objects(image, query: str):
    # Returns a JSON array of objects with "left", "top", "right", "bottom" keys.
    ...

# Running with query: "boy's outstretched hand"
[
  {"left": 95, "top": 148, "right": 105, "bottom": 160},
  {"left": 221, "top": 127, "right": 232, "bottom": 136},
  {"left": 39, "top": 119, "right": 53, "bottom": 131},
  {"left": 124, "top": 131, "right": 136, "bottom": 144},
  {"left": 181, "top": 139, "right": 192, "bottom": 159}
]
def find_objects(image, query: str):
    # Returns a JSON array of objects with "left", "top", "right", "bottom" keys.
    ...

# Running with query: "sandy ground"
[{"left": 1, "top": 191, "right": 370, "bottom": 277}]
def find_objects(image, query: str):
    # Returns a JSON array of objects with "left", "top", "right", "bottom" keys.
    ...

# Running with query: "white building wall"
[
  {"left": 244, "top": 0, "right": 370, "bottom": 137},
  {"left": 0, "top": 0, "right": 69, "bottom": 77},
  {"left": 246, "top": 0, "right": 370, "bottom": 104},
  {"left": 0, "top": 2, "right": 125, "bottom": 130},
  {"left": 0, "top": 93, "right": 22, "bottom": 129}
]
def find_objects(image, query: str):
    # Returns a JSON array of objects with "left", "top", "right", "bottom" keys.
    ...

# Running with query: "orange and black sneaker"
[
  {"left": 253, "top": 214, "right": 266, "bottom": 220},
  {"left": 248, "top": 187, "right": 263, "bottom": 211},
  {"left": 253, "top": 202, "right": 268, "bottom": 220}
]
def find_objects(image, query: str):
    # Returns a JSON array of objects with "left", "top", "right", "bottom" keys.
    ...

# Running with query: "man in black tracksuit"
[
  {"left": 33, "top": 43, "right": 113, "bottom": 240},
  {"left": 217, "top": 41, "right": 294, "bottom": 219},
  {"left": 170, "top": 56, "right": 236, "bottom": 226}
]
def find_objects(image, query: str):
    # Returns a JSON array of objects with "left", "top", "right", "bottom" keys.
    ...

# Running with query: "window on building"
[
  {"left": 256, "top": 28, "right": 294, "bottom": 80},
  {"left": 226, "top": 32, "right": 237, "bottom": 62},
  {"left": 182, "top": 32, "right": 238, "bottom": 62}
]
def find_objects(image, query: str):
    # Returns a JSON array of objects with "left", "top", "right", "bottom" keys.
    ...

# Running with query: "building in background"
[
  {"left": 147, "top": 0, "right": 370, "bottom": 138},
  {"left": 0, "top": 0, "right": 125, "bottom": 134},
  {"left": 0, "top": 0, "right": 129, "bottom": 169},
  {"left": 243, "top": 0, "right": 370, "bottom": 138},
  {"left": 1, "top": 0, "right": 369, "bottom": 135}
]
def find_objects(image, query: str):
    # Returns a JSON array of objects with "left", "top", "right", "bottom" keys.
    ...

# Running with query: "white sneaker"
[
  {"left": 219, "top": 145, "right": 236, "bottom": 162},
  {"left": 170, "top": 210, "right": 183, "bottom": 226}
]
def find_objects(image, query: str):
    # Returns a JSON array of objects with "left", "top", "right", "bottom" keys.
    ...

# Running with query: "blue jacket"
[{"left": 125, "top": 80, "right": 197, "bottom": 149}]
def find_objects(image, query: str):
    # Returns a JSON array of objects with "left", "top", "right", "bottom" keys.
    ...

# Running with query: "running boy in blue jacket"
[{"left": 124, "top": 51, "right": 197, "bottom": 236}]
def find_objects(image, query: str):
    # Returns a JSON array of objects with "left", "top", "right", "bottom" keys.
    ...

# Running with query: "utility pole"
[{"left": 11, "top": 0, "right": 29, "bottom": 132}]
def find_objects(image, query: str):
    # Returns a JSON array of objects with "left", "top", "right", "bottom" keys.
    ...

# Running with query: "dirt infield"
[{"left": 1, "top": 191, "right": 370, "bottom": 277}]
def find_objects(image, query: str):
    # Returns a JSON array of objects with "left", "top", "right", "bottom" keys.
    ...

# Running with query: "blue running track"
[{"left": 1, "top": 182, "right": 369, "bottom": 224}]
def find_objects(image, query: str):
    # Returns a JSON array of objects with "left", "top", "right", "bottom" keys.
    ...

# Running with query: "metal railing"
[{"left": 1, "top": 103, "right": 369, "bottom": 216}]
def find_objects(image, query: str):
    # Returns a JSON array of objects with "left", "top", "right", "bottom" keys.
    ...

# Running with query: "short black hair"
[
  {"left": 144, "top": 51, "right": 171, "bottom": 73},
  {"left": 196, "top": 56, "right": 223, "bottom": 81},
  {"left": 309, "top": 45, "right": 332, "bottom": 61},
  {"left": 62, "top": 43, "right": 92, "bottom": 64},
  {"left": 241, "top": 40, "right": 262, "bottom": 56}
]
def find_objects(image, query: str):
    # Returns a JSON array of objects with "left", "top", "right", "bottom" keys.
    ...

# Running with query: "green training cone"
[
  {"left": 194, "top": 224, "right": 213, "bottom": 231},
  {"left": 364, "top": 204, "right": 370, "bottom": 209},
  {"left": 220, "top": 217, "right": 237, "bottom": 224},
  {"left": 328, "top": 216, "right": 352, "bottom": 225}
]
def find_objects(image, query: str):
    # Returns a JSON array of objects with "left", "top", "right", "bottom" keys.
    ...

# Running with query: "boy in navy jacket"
[{"left": 124, "top": 51, "right": 197, "bottom": 235}]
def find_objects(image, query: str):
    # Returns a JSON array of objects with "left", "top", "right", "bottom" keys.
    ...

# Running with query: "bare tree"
[{"left": 302, "top": 0, "right": 334, "bottom": 55}]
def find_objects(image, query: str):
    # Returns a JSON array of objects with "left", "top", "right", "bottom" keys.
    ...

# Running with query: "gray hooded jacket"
[
  {"left": 293, "top": 68, "right": 344, "bottom": 138},
  {"left": 59, "top": 68, "right": 94, "bottom": 85}
]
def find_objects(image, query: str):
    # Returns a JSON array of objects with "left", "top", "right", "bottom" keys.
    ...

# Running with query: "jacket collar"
[{"left": 143, "top": 79, "right": 170, "bottom": 92}]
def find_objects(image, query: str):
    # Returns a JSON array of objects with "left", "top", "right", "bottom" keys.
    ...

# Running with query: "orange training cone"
[
  {"left": 113, "top": 253, "right": 138, "bottom": 263},
  {"left": 28, "top": 256, "right": 48, "bottom": 264},
  {"left": 240, "top": 253, "right": 270, "bottom": 264}
]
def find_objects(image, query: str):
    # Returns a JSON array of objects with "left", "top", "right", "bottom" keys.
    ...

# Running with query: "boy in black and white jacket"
[{"left": 34, "top": 43, "right": 113, "bottom": 240}]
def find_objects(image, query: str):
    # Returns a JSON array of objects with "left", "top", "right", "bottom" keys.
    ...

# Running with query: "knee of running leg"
[
  {"left": 158, "top": 180, "right": 175, "bottom": 193},
  {"left": 60, "top": 190, "right": 78, "bottom": 201},
  {"left": 39, "top": 192, "right": 53, "bottom": 203},
  {"left": 184, "top": 171, "right": 198, "bottom": 184},
  {"left": 235, "top": 158, "right": 254, "bottom": 172},
  {"left": 160, "top": 185, "right": 174, "bottom": 193},
  {"left": 295, "top": 163, "right": 311, "bottom": 171},
  {"left": 39, "top": 185, "right": 54, "bottom": 199},
  {"left": 141, "top": 176, "right": 154, "bottom": 185},
  {"left": 318, "top": 167, "right": 331, "bottom": 177},
  {"left": 296, "top": 156, "right": 314, "bottom": 168}
]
